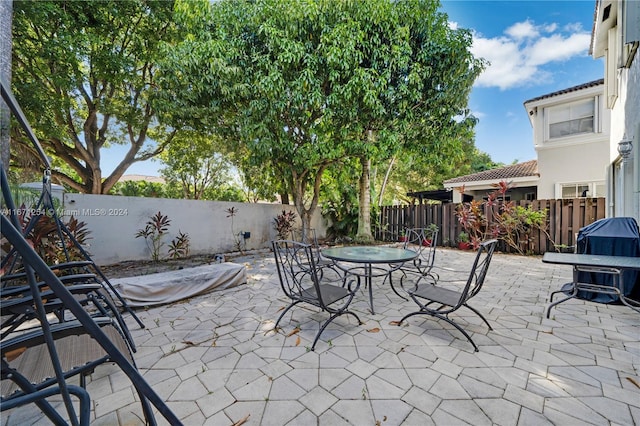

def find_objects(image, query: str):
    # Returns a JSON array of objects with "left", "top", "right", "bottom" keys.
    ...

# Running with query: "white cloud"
[
  {"left": 471, "top": 20, "right": 591, "bottom": 90},
  {"left": 527, "top": 33, "right": 592, "bottom": 66},
  {"left": 505, "top": 20, "right": 538, "bottom": 39},
  {"left": 563, "top": 22, "right": 584, "bottom": 33}
]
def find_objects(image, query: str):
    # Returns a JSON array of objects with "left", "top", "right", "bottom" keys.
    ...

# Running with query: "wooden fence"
[{"left": 375, "top": 198, "right": 606, "bottom": 255}]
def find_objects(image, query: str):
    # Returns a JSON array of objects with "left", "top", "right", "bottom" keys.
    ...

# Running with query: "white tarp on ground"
[{"left": 111, "top": 263, "right": 246, "bottom": 307}]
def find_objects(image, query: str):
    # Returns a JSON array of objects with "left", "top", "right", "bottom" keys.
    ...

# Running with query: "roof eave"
[
  {"left": 591, "top": 0, "right": 618, "bottom": 58},
  {"left": 443, "top": 175, "right": 540, "bottom": 189}
]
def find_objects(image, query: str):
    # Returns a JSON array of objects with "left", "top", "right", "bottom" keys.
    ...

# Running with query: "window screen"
[{"left": 548, "top": 99, "right": 594, "bottom": 138}]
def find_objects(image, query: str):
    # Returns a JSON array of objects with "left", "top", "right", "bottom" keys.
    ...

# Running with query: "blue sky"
[
  {"left": 106, "top": 0, "right": 604, "bottom": 177},
  {"left": 441, "top": 0, "right": 604, "bottom": 165}
]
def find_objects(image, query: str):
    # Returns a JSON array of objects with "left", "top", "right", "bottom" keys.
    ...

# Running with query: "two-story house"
[
  {"left": 523, "top": 79, "right": 610, "bottom": 200},
  {"left": 442, "top": 79, "right": 610, "bottom": 204}
]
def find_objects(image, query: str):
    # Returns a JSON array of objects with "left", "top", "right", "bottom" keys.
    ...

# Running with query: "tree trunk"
[
  {"left": 291, "top": 164, "right": 327, "bottom": 240},
  {"left": 300, "top": 209, "right": 312, "bottom": 234},
  {"left": 356, "top": 155, "right": 374, "bottom": 242},
  {"left": 378, "top": 155, "right": 396, "bottom": 207},
  {"left": 293, "top": 185, "right": 314, "bottom": 237},
  {"left": 0, "top": 1, "right": 12, "bottom": 170}
]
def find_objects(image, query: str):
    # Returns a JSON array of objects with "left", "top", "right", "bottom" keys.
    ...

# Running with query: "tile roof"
[
  {"left": 523, "top": 79, "right": 604, "bottom": 104},
  {"left": 443, "top": 159, "right": 538, "bottom": 184}
]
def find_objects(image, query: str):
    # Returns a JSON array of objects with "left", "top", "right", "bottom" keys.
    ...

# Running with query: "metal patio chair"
[
  {"left": 1, "top": 273, "right": 136, "bottom": 352},
  {"left": 290, "top": 228, "right": 341, "bottom": 279},
  {"left": 1, "top": 317, "right": 156, "bottom": 425},
  {"left": 0, "top": 212, "right": 175, "bottom": 425},
  {"left": 397, "top": 239, "right": 498, "bottom": 351},
  {"left": 271, "top": 240, "right": 363, "bottom": 351},
  {"left": 387, "top": 227, "right": 439, "bottom": 298}
]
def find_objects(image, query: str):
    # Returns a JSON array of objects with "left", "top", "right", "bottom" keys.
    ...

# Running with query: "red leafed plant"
[
  {"left": 273, "top": 210, "right": 297, "bottom": 240},
  {"left": 1, "top": 204, "right": 92, "bottom": 274},
  {"left": 455, "top": 181, "right": 550, "bottom": 254},
  {"left": 135, "top": 211, "right": 172, "bottom": 261}
]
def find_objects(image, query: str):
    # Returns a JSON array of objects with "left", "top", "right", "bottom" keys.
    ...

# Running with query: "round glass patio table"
[{"left": 321, "top": 246, "right": 418, "bottom": 314}]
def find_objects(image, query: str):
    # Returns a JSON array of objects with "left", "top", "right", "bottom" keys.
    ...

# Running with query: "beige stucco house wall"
[
  {"left": 523, "top": 80, "right": 610, "bottom": 200},
  {"left": 591, "top": 0, "right": 640, "bottom": 221}
]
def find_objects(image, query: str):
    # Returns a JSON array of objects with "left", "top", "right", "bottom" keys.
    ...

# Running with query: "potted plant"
[
  {"left": 423, "top": 223, "right": 439, "bottom": 246},
  {"left": 398, "top": 229, "right": 408, "bottom": 243},
  {"left": 457, "top": 231, "right": 471, "bottom": 250}
]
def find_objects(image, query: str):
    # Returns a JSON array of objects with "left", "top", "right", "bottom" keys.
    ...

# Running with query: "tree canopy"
[
  {"left": 11, "top": 0, "right": 185, "bottom": 193},
  {"left": 159, "top": 131, "right": 235, "bottom": 200},
  {"left": 162, "top": 0, "right": 484, "bottom": 232},
  {"left": 9, "top": 0, "right": 492, "bottom": 238}
]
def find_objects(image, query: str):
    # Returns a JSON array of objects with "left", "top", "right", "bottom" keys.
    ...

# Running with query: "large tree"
[
  {"left": 11, "top": 0, "right": 185, "bottom": 193},
  {"left": 164, "top": 0, "right": 483, "bottom": 234},
  {"left": 319, "top": 0, "right": 484, "bottom": 240},
  {"left": 164, "top": 0, "right": 353, "bottom": 230}
]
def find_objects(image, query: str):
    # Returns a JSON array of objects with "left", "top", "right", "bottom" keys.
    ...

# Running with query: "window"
[
  {"left": 562, "top": 184, "right": 590, "bottom": 198},
  {"left": 525, "top": 192, "right": 536, "bottom": 201},
  {"left": 559, "top": 181, "right": 605, "bottom": 198},
  {"left": 547, "top": 99, "right": 595, "bottom": 139},
  {"left": 482, "top": 195, "right": 510, "bottom": 202}
]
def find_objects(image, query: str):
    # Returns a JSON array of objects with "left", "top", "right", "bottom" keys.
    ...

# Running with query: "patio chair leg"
[
  {"left": 312, "top": 311, "right": 362, "bottom": 351},
  {"left": 438, "top": 314, "right": 479, "bottom": 352},
  {"left": 398, "top": 310, "right": 480, "bottom": 352},
  {"left": 275, "top": 300, "right": 302, "bottom": 329},
  {"left": 2, "top": 363, "right": 69, "bottom": 424},
  {"left": 463, "top": 304, "right": 493, "bottom": 330},
  {"left": 0, "top": 384, "right": 91, "bottom": 426},
  {"left": 546, "top": 282, "right": 579, "bottom": 318},
  {"left": 386, "top": 273, "right": 408, "bottom": 300}
]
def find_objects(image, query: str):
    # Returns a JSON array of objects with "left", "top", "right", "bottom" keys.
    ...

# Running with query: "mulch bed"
[{"left": 98, "top": 254, "right": 230, "bottom": 279}]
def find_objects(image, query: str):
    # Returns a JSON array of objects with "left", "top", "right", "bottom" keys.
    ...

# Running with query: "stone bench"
[{"left": 110, "top": 262, "right": 246, "bottom": 307}]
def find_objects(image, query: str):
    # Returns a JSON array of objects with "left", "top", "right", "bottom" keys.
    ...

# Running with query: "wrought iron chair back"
[
  {"left": 402, "top": 227, "right": 438, "bottom": 275},
  {"left": 398, "top": 239, "right": 498, "bottom": 351},
  {"left": 457, "top": 239, "right": 497, "bottom": 304},
  {"left": 386, "top": 227, "right": 439, "bottom": 298},
  {"left": 271, "top": 240, "right": 362, "bottom": 351},
  {"left": 272, "top": 240, "right": 325, "bottom": 306},
  {"left": 290, "top": 228, "right": 338, "bottom": 278}
]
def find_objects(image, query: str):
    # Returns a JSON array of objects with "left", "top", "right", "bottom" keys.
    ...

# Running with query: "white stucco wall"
[
  {"left": 627, "top": 55, "right": 640, "bottom": 221},
  {"left": 62, "top": 194, "right": 327, "bottom": 265},
  {"left": 609, "top": 52, "right": 640, "bottom": 220},
  {"left": 591, "top": 0, "right": 640, "bottom": 221},
  {"left": 536, "top": 140, "right": 609, "bottom": 199}
]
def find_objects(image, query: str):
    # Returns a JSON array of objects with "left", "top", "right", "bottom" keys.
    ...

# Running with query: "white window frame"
[{"left": 544, "top": 97, "right": 599, "bottom": 141}]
